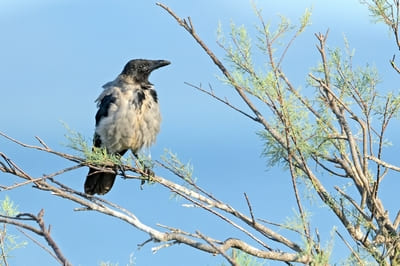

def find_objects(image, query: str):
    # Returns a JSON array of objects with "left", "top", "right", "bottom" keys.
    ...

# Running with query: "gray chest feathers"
[{"left": 95, "top": 84, "right": 161, "bottom": 154}]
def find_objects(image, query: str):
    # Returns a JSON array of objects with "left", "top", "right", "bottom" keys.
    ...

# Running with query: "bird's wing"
[
  {"left": 92, "top": 92, "right": 116, "bottom": 148},
  {"left": 95, "top": 94, "right": 116, "bottom": 126},
  {"left": 93, "top": 88, "right": 128, "bottom": 156},
  {"left": 94, "top": 80, "right": 121, "bottom": 126}
]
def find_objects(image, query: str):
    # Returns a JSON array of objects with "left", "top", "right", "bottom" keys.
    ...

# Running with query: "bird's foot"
[
  {"left": 119, "top": 164, "right": 128, "bottom": 179},
  {"left": 140, "top": 166, "right": 155, "bottom": 189}
]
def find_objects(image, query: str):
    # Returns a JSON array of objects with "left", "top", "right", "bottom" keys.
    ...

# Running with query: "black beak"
[{"left": 149, "top": 60, "right": 171, "bottom": 72}]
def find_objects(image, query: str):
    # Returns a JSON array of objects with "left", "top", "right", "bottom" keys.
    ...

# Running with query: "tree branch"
[
  {"left": 0, "top": 210, "right": 71, "bottom": 265},
  {"left": 0, "top": 131, "right": 311, "bottom": 263},
  {"left": 367, "top": 155, "right": 400, "bottom": 172}
]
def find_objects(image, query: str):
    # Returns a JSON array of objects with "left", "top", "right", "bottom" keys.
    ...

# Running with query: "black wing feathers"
[{"left": 95, "top": 94, "right": 116, "bottom": 126}]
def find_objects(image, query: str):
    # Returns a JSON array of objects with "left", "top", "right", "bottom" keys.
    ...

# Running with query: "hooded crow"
[{"left": 84, "top": 59, "right": 170, "bottom": 195}]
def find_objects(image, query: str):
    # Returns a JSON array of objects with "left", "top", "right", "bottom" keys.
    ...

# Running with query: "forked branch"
[{"left": 0, "top": 210, "right": 71, "bottom": 265}]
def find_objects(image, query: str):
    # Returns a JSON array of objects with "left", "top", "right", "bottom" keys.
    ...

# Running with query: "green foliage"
[
  {"left": 232, "top": 249, "right": 266, "bottom": 266},
  {"left": 0, "top": 196, "right": 27, "bottom": 265},
  {"left": 311, "top": 38, "right": 400, "bottom": 150},
  {"left": 360, "top": 0, "right": 396, "bottom": 26},
  {"left": 340, "top": 246, "right": 377, "bottom": 266},
  {"left": 217, "top": 3, "right": 400, "bottom": 264},
  {"left": 218, "top": 7, "right": 322, "bottom": 172},
  {"left": 283, "top": 208, "right": 312, "bottom": 235},
  {"left": 283, "top": 210, "right": 334, "bottom": 265},
  {"left": 62, "top": 122, "right": 122, "bottom": 166},
  {"left": 327, "top": 45, "right": 381, "bottom": 116},
  {"left": 161, "top": 149, "right": 197, "bottom": 199},
  {"left": 135, "top": 152, "right": 155, "bottom": 172},
  {"left": 374, "top": 91, "right": 400, "bottom": 122},
  {"left": 0, "top": 196, "right": 18, "bottom": 217},
  {"left": 161, "top": 149, "right": 195, "bottom": 184},
  {"left": 311, "top": 228, "right": 335, "bottom": 266},
  {"left": 299, "top": 7, "right": 312, "bottom": 33},
  {"left": 257, "top": 130, "right": 287, "bottom": 168},
  {"left": 62, "top": 121, "right": 91, "bottom": 154}
]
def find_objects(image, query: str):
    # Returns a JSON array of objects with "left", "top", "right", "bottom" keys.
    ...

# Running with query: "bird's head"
[{"left": 121, "top": 59, "right": 170, "bottom": 84}]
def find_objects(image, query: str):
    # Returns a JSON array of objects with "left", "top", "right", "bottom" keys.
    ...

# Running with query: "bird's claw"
[
  {"left": 140, "top": 166, "right": 155, "bottom": 189},
  {"left": 143, "top": 167, "right": 154, "bottom": 177},
  {"left": 119, "top": 164, "right": 128, "bottom": 179}
]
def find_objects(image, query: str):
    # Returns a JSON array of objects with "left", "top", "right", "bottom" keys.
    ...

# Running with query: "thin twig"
[
  {"left": 0, "top": 223, "right": 9, "bottom": 266},
  {"left": 0, "top": 131, "right": 82, "bottom": 164},
  {"left": 334, "top": 186, "right": 371, "bottom": 222},
  {"left": 258, "top": 218, "right": 304, "bottom": 236},
  {"left": 394, "top": 211, "right": 400, "bottom": 230},
  {"left": 335, "top": 229, "right": 364, "bottom": 266},
  {"left": 35, "top": 136, "right": 50, "bottom": 149},
  {"left": 16, "top": 228, "right": 60, "bottom": 264},
  {"left": 184, "top": 82, "right": 259, "bottom": 122},
  {"left": 0, "top": 165, "right": 83, "bottom": 191},
  {"left": 244, "top": 193, "right": 255, "bottom": 223}
]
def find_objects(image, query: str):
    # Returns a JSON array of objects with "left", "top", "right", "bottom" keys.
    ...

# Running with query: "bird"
[{"left": 84, "top": 59, "right": 170, "bottom": 195}]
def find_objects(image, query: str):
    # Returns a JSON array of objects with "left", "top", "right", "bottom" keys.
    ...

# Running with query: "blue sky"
[{"left": 0, "top": 0, "right": 399, "bottom": 265}]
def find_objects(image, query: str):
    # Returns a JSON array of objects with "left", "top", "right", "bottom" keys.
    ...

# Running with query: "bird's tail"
[{"left": 84, "top": 168, "right": 116, "bottom": 195}]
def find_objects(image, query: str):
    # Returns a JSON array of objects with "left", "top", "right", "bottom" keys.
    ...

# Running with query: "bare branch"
[
  {"left": 390, "top": 54, "right": 400, "bottom": 74},
  {"left": 336, "top": 229, "right": 365, "bottom": 266},
  {"left": 16, "top": 228, "right": 60, "bottom": 264},
  {"left": 258, "top": 218, "right": 304, "bottom": 236},
  {"left": 0, "top": 131, "right": 82, "bottom": 164},
  {"left": 0, "top": 165, "right": 83, "bottom": 191},
  {"left": 243, "top": 193, "right": 255, "bottom": 224},
  {"left": 35, "top": 136, "right": 50, "bottom": 149},
  {"left": 184, "top": 82, "right": 259, "bottom": 122},
  {"left": 367, "top": 155, "right": 400, "bottom": 172},
  {"left": 0, "top": 210, "right": 70, "bottom": 265}
]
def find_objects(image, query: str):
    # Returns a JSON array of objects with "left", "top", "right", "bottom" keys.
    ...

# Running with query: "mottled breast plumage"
[{"left": 94, "top": 81, "right": 161, "bottom": 154}]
